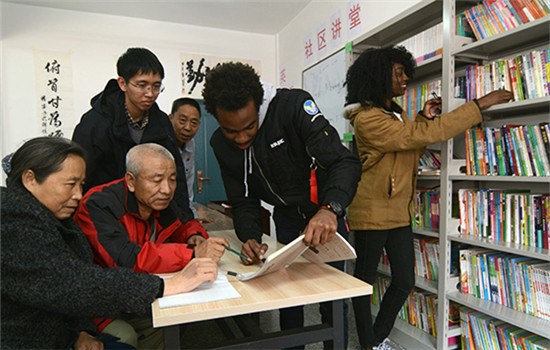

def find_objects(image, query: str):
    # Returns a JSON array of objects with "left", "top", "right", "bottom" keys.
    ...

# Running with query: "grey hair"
[{"left": 125, "top": 143, "right": 174, "bottom": 176}]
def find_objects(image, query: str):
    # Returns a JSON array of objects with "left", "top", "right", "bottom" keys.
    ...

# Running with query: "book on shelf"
[
  {"left": 462, "top": 0, "right": 548, "bottom": 40},
  {"left": 463, "top": 123, "right": 550, "bottom": 176},
  {"left": 236, "top": 232, "right": 356, "bottom": 281},
  {"left": 459, "top": 188, "right": 549, "bottom": 247},
  {"left": 460, "top": 305, "right": 550, "bottom": 350},
  {"left": 456, "top": 48, "right": 550, "bottom": 101}
]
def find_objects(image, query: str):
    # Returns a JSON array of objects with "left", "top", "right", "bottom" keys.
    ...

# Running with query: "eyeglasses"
[{"left": 127, "top": 81, "right": 165, "bottom": 94}]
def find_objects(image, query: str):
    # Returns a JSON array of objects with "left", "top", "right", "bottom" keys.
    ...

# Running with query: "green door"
[{"left": 193, "top": 100, "right": 227, "bottom": 204}]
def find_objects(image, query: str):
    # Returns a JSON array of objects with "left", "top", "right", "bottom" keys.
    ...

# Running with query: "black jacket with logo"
[{"left": 210, "top": 88, "right": 361, "bottom": 243}]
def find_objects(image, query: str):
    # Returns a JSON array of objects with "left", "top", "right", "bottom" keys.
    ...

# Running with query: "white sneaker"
[{"left": 373, "top": 338, "right": 395, "bottom": 350}]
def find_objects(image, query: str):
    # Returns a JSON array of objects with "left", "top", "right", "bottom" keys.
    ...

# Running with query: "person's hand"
[
  {"left": 302, "top": 209, "right": 337, "bottom": 247},
  {"left": 241, "top": 239, "right": 268, "bottom": 265},
  {"left": 193, "top": 237, "right": 228, "bottom": 262},
  {"left": 163, "top": 258, "right": 218, "bottom": 296},
  {"left": 476, "top": 90, "right": 514, "bottom": 110},
  {"left": 186, "top": 234, "right": 206, "bottom": 246},
  {"left": 74, "top": 331, "right": 103, "bottom": 350},
  {"left": 422, "top": 96, "right": 442, "bottom": 118}
]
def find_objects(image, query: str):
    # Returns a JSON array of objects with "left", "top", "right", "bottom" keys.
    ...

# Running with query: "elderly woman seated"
[{"left": 1, "top": 136, "right": 217, "bottom": 349}]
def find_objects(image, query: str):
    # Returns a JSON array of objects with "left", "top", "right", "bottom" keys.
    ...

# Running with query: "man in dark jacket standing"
[
  {"left": 202, "top": 62, "right": 361, "bottom": 349},
  {"left": 72, "top": 47, "right": 196, "bottom": 225}
]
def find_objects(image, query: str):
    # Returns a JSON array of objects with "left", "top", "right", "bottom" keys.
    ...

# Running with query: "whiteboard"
[{"left": 302, "top": 49, "right": 347, "bottom": 139}]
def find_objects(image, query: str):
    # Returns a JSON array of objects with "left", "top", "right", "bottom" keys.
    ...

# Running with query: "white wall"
[
  {"left": 0, "top": 0, "right": 424, "bottom": 175},
  {"left": 1, "top": 2, "right": 276, "bottom": 166},
  {"left": 276, "top": 0, "right": 422, "bottom": 88}
]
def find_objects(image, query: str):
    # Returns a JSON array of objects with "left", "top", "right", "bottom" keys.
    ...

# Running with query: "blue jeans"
[
  {"left": 352, "top": 226, "right": 415, "bottom": 348},
  {"left": 273, "top": 208, "right": 349, "bottom": 350}
]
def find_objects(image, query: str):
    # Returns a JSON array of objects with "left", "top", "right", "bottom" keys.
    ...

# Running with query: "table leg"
[
  {"left": 163, "top": 325, "right": 181, "bottom": 350},
  {"left": 331, "top": 299, "right": 345, "bottom": 349}
]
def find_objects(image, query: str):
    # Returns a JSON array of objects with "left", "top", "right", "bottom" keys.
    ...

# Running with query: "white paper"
[
  {"left": 237, "top": 232, "right": 356, "bottom": 281},
  {"left": 157, "top": 272, "right": 241, "bottom": 309},
  {"left": 302, "top": 232, "right": 356, "bottom": 263}
]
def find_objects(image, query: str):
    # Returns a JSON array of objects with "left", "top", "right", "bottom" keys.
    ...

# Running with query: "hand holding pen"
[
  {"left": 239, "top": 238, "right": 268, "bottom": 265},
  {"left": 193, "top": 237, "right": 229, "bottom": 263},
  {"left": 422, "top": 91, "right": 442, "bottom": 118},
  {"left": 223, "top": 244, "right": 253, "bottom": 263}
]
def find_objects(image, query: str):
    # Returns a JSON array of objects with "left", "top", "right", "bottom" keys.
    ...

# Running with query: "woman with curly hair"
[{"left": 343, "top": 46, "right": 512, "bottom": 350}]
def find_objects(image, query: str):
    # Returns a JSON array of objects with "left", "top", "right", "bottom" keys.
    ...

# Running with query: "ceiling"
[{"left": 2, "top": 0, "right": 312, "bottom": 34}]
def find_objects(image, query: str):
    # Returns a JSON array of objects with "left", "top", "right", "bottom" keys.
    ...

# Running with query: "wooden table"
[
  {"left": 152, "top": 229, "right": 372, "bottom": 349},
  {"left": 194, "top": 203, "right": 234, "bottom": 232}
]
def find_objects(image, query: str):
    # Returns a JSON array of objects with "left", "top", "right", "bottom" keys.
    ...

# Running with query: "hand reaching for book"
[{"left": 476, "top": 90, "right": 514, "bottom": 110}]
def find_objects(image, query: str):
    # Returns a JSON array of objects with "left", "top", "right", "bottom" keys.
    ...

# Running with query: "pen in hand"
[{"left": 223, "top": 244, "right": 253, "bottom": 262}]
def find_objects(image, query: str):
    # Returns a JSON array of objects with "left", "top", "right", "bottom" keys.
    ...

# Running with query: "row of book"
[
  {"left": 397, "top": 22, "right": 443, "bottom": 65},
  {"left": 463, "top": 123, "right": 550, "bottom": 177},
  {"left": 413, "top": 189, "right": 440, "bottom": 232},
  {"left": 456, "top": 48, "right": 550, "bottom": 102},
  {"left": 459, "top": 248, "right": 550, "bottom": 320},
  {"left": 460, "top": 306, "right": 549, "bottom": 350},
  {"left": 463, "top": 0, "right": 549, "bottom": 41},
  {"left": 458, "top": 189, "right": 550, "bottom": 248},
  {"left": 413, "top": 237, "right": 440, "bottom": 282}
]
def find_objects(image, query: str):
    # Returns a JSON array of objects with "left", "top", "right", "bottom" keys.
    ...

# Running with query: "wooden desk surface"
[
  {"left": 195, "top": 203, "right": 234, "bottom": 232},
  {"left": 152, "top": 229, "right": 372, "bottom": 328}
]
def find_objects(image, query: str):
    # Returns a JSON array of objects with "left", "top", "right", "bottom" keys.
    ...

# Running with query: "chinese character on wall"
[
  {"left": 34, "top": 50, "right": 74, "bottom": 138},
  {"left": 180, "top": 53, "right": 261, "bottom": 98}
]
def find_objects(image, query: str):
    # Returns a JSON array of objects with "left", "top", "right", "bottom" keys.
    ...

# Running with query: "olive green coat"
[{"left": 344, "top": 101, "right": 482, "bottom": 230}]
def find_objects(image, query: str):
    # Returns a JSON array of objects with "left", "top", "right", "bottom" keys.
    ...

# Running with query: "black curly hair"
[
  {"left": 202, "top": 62, "right": 264, "bottom": 118},
  {"left": 345, "top": 46, "right": 415, "bottom": 108}
]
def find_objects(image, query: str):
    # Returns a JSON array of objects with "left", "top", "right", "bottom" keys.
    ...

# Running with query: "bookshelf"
[
  {"left": 348, "top": 0, "right": 550, "bottom": 349},
  {"left": 439, "top": 0, "right": 550, "bottom": 349}
]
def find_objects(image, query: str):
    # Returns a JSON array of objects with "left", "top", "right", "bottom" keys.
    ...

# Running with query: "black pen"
[
  {"left": 431, "top": 91, "right": 439, "bottom": 99},
  {"left": 223, "top": 244, "right": 253, "bottom": 262}
]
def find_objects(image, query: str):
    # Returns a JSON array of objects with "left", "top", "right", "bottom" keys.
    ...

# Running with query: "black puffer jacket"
[
  {"left": 1, "top": 185, "right": 162, "bottom": 349},
  {"left": 210, "top": 88, "right": 361, "bottom": 243},
  {"left": 72, "top": 79, "right": 194, "bottom": 222}
]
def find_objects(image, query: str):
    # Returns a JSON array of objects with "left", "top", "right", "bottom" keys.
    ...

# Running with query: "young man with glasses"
[{"left": 72, "top": 47, "right": 201, "bottom": 230}]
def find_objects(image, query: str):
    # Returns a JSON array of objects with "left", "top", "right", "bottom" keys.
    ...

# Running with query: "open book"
[{"left": 236, "top": 232, "right": 356, "bottom": 281}]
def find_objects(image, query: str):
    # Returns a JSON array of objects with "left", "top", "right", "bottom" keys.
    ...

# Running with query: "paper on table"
[{"left": 157, "top": 272, "right": 241, "bottom": 309}]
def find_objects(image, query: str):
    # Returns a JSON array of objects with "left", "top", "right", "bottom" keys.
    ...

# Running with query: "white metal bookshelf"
[
  {"left": 349, "top": 0, "right": 550, "bottom": 349},
  {"left": 437, "top": 0, "right": 550, "bottom": 348}
]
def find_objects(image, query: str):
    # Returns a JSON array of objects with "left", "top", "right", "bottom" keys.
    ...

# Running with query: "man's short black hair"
[
  {"left": 117, "top": 47, "right": 165, "bottom": 82},
  {"left": 345, "top": 46, "right": 415, "bottom": 108},
  {"left": 202, "top": 62, "right": 263, "bottom": 118},
  {"left": 171, "top": 97, "right": 201, "bottom": 117}
]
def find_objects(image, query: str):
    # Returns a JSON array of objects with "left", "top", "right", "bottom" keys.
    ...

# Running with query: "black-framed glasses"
[{"left": 128, "top": 81, "right": 165, "bottom": 94}]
